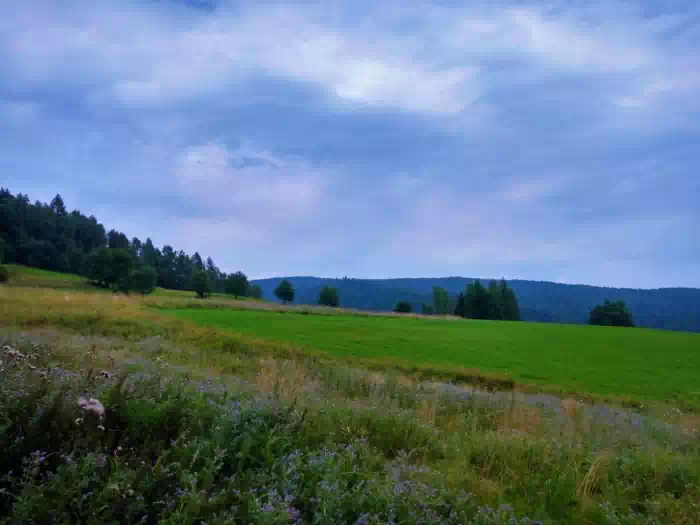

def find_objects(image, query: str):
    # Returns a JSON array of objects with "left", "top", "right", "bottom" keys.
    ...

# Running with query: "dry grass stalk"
[{"left": 578, "top": 451, "right": 613, "bottom": 498}]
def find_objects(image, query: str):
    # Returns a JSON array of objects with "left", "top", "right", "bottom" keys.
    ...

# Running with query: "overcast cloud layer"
[{"left": 2, "top": 0, "right": 698, "bottom": 288}]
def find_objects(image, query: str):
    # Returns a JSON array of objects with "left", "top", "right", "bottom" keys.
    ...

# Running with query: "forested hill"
[{"left": 252, "top": 277, "right": 700, "bottom": 332}]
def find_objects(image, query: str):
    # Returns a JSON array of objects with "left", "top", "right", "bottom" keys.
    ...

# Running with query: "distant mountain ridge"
[{"left": 251, "top": 276, "right": 700, "bottom": 333}]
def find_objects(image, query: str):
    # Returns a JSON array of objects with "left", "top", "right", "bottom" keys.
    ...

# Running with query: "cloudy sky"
[{"left": 1, "top": 0, "right": 698, "bottom": 288}]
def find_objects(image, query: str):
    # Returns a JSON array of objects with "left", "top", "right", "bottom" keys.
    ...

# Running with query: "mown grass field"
[
  {"left": 3, "top": 264, "right": 700, "bottom": 523},
  {"left": 163, "top": 308, "right": 700, "bottom": 403}
]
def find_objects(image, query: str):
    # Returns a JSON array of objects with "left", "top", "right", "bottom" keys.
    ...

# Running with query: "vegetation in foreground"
[
  {"left": 2, "top": 270, "right": 700, "bottom": 523},
  {"left": 1, "top": 328, "right": 699, "bottom": 525}
]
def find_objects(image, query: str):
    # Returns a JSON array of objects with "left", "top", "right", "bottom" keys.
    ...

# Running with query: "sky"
[{"left": 1, "top": 0, "right": 699, "bottom": 288}]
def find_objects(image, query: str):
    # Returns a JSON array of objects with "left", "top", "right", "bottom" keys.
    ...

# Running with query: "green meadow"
[
  {"left": 164, "top": 307, "right": 700, "bottom": 403},
  {"left": 3, "top": 264, "right": 700, "bottom": 523}
]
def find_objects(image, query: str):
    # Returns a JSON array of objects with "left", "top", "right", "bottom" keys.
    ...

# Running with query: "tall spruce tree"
[{"left": 433, "top": 286, "right": 449, "bottom": 315}]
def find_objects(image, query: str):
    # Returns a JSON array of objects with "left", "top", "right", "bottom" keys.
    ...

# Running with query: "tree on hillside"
[
  {"left": 454, "top": 292, "right": 466, "bottom": 317},
  {"left": 487, "top": 280, "right": 503, "bottom": 320},
  {"left": 85, "top": 248, "right": 115, "bottom": 288},
  {"left": 464, "top": 280, "right": 490, "bottom": 319},
  {"left": 274, "top": 280, "right": 295, "bottom": 304},
  {"left": 110, "top": 249, "right": 133, "bottom": 292},
  {"left": 499, "top": 279, "right": 521, "bottom": 321},
  {"left": 50, "top": 194, "right": 67, "bottom": 216},
  {"left": 394, "top": 301, "right": 413, "bottom": 313},
  {"left": 192, "top": 269, "right": 211, "bottom": 298},
  {"left": 129, "top": 266, "right": 157, "bottom": 295},
  {"left": 589, "top": 300, "right": 634, "bottom": 327},
  {"left": 107, "top": 229, "right": 129, "bottom": 251},
  {"left": 433, "top": 286, "right": 449, "bottom": 315},
  {"left": 191, "top": 252, "right": 204, "bottom": 272},
  {"left": 454, "top": 279, "right": 521, "bottom": 321},
  {"left": 205, "top": 257, "right": 220, "bottom": 288},
  {"left": 225, "top": 271, "right": 249, "bottom": 298},
  {"left": 318, "top": 285, "right": 340, "bottom": 307},
  {"left": 249, "top": 284, "right": 263, "bottom": 300}
]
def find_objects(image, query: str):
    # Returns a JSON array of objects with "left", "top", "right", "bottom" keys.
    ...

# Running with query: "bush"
[
  {"left": 589, "top": 299, "right": 635, "bottom": 327},
  {"left": 129, "top": 266, "right": 157, "bottom": 295},
  {"left": 0, "top": 265, "right": 8, "bottom": 283},
  {"left": 394, "top": 301, "right": 412, "bottom": 313}
]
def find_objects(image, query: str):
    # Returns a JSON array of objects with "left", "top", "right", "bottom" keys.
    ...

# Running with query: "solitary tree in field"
[
  {"left": 589, "top": 300, "right": 634, "bottom": 327},
  {"left": 274, "top": 279, "right": 295, "bottom": 304},
  {"left": 225, "top": 271, "right": 249, "bottom": 298},
  {"left": 433, "top": 286, "right": 449, "bottom": 315},
  {"left": 318, "top": 285, "right": 340, "bottom": 307},
  {"left": 394, "top": 301, "right": 413, "bottom": 313},
  {"left": 249, "top": 284, "right": 263, "bottom": 300},
  {"left": 192, "top": 269, "right": 211, "bottom": 298}
]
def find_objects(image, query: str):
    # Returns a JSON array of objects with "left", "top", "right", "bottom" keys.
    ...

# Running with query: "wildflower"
[
  {"left": 78, "top": 396, "right": 105, "bottom": 421},
  {"left": 355, "top": 513, "right": 370, "bottom": 525}
]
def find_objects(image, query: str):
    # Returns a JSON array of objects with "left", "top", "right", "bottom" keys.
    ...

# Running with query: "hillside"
[{"left": 252, "top": 276, "right": 700, "bottom": 332}]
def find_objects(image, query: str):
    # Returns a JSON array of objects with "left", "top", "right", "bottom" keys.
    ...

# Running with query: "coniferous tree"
[
  {"left": 433, "top": 286, "right": 449, "bottom": 315},
  {"left": 454, "top": 292, "right": 466, "bottom": 317},
  {"left": 191, "top": 252, "right": 204, "bottom": 271},
  {"left": 487, "top": 280, "right": 503, "bottom": 320}
]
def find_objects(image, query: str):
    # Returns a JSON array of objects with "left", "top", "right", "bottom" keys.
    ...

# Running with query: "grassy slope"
[
  {"left": 4, "top": 264, "right": 91, "bottom": 289},
  {"left": 5, "top": 264, "right": 699, "bottom": 403},
  {"left": 164, "top": 308, "right": 700, "bottom": 402},
  {"left": 3, "top": 265, "right": 700, "bottom": 523},
  {"left": 3, "top": 264, "right": 245, "bottom": 301}
]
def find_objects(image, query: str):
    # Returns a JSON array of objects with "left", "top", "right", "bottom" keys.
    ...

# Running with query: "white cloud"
[{"left": 2, "top": 1, "right": 696, "bottom": 118}]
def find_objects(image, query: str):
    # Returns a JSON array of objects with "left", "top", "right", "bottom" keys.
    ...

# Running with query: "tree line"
[
  {"left": 0, "top": 188, "right": 639, "bottom": 327},
  {"left": 0, "top": 189, "right": 260, "bottom": 298}
]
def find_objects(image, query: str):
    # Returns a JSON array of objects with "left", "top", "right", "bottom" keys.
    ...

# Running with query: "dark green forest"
[
  {"left": 0, "top": 189, "right": 242, "bottom": 295},
  {"left": 2, "top": 188, "right": 699, "bottom": 332},
  {"left": 253, "top": 277, "right": 700, "bottom": 332}
]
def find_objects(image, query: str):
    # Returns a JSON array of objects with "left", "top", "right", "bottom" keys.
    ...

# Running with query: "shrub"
[
  {"left": 129, "top": 266, "right": 157, "bottom": 295},
  {"left": 394, "top": 301, "right": 413, "bottom": 313},
  {"left": 0, "top": 265, "right": 8, "bottom": 283}
]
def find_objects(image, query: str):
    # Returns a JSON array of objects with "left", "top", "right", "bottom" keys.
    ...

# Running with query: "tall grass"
[
  {"left": 1, "top": 327, "right": 698, "bottom": 524},
  {"left": 2, "top": 279, "right": 700, "bottom": 522}
]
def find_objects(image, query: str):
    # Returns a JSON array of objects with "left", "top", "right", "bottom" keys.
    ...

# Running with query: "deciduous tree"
[{"left": 274, "top": 280, "right": 295, "bottom": 304}]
